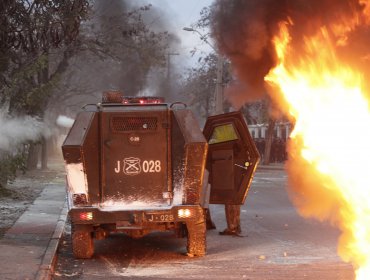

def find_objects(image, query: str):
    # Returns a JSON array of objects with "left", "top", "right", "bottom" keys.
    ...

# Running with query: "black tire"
[{"left": 72, "top": 229, "right": 94, "bottom": 259}]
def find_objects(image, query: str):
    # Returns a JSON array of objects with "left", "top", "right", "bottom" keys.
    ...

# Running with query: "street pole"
[
  {"left": 167, "top": 52, "right": 179, "bottom": 80},
  {"left": 214, "top": 55, "right": 224, "bottom": 115}
]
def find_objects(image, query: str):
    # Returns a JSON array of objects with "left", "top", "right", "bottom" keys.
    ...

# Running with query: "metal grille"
[{"left": 111, "top": 117, "right": 157, "bottom": 132}]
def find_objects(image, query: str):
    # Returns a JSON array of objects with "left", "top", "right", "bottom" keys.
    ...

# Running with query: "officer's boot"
[{"left": 219, "top": 204, "right": 241, "bottom": 236}]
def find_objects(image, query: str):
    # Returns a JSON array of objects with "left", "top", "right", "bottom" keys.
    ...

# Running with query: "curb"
[{"left": 36, "top": 201, "right": 68, "bottom": 280}]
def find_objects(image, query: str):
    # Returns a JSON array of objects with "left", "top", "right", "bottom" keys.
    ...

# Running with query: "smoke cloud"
[
  {"left": 56, "top": 115, "right": 75, "bottom": 128},
  {"left": 0, "top": 110, "right": 47, "bottom": 152},
  {"left": 211, "top": 0, "right": 370, "bottom": 235},
  {"left": 210, "top": 0, "right": 370, "bottom": 106}
]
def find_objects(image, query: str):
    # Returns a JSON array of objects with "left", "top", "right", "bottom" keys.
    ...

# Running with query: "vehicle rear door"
[
  {"left": 203, "top": 111, "right": 260, "bottom": 205},
  {"left": 100, "top": 105, "right": 170, "bottom": 206}
]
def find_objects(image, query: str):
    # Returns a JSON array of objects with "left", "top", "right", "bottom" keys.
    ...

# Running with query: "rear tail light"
[
  {"left": 73, "top": 193, "right": 88, "bottom": 206},
  {"left": 178, "top": 208, "right": 193, "bottom": 219},
  {"left": 79, "top": 212, "right": 93, "bottom": 221}
]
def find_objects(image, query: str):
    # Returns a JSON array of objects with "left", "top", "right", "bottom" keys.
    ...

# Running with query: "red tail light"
[{"left": 79, "top": 212, "right": 93, "bottom": 221}]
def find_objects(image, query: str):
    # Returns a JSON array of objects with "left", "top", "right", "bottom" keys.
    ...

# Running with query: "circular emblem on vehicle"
[
  {"left": 123, "top": 157, "right": 141, "bottom": 176},
  {"left": 128, "top": 133, "right": 141, "bottom": 145}
]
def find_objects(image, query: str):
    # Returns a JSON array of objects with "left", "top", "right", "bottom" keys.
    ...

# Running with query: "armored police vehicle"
[{"left": 62, "top": 91, "right": 259, "bottom": 258}]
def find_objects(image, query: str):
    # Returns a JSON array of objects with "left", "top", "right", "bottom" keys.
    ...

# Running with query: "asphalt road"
[{"left": 53, "top": 169, "right": 355, "bottom": 280}]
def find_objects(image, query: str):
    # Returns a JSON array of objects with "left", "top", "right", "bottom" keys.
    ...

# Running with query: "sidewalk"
[{"left": 0, "top": 183, "right": 67, "bottom": 280}]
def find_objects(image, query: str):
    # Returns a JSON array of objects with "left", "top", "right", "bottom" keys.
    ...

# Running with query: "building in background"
[{"left": 248, "top": 121, "right": 291, "bottom": 140}]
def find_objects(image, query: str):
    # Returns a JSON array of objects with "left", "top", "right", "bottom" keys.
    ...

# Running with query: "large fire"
[{"left": 265, "top": 16, "right": 370, "bottom": 280}]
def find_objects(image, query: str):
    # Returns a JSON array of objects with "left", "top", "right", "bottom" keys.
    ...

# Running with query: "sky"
[{"left": 138, "top": 0, "right": 215, "bottom": 69}]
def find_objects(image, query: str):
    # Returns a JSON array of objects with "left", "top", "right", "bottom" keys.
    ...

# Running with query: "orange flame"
[{"left": 265, "top": 19, "right": 370, "bottom": 279}]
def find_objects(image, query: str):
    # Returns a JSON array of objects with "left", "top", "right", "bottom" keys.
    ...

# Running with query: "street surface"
[{"left": 53, "top": 168, "right": 354, "bottom": 280}]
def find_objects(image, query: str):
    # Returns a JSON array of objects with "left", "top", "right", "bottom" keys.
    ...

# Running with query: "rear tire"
[{"left": 72, "top": 229, "right": 94, "bottom": 259}]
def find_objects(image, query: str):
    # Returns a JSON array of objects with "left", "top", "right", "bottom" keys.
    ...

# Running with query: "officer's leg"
[{"left": 220, "top": 204, "right": 241, "bottom": 235}]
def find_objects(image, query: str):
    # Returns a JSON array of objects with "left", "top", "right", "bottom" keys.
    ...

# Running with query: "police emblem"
[{"left": 123, "top": 157, "right": 141, "bottom": 175}]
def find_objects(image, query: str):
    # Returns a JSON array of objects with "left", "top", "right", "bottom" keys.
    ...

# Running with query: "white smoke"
[
  {"left": 56, "top": 115, "right": 75, "bottom": 128},
  {"left": 0, "top": 110, "right": 46, "bottom": 152}
]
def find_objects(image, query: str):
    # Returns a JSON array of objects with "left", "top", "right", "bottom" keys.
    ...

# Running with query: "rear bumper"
[{"left": 69, "top": 205, "right": 204, "bottom": 227}]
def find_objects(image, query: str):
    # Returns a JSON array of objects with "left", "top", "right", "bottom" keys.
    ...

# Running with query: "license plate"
[{"left": 146, "top": 213, "right": 174, "bottom": 222}]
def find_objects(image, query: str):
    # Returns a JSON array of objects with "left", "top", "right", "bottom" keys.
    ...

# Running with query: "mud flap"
[{"left": 185, "top": 208, "right": 206, "bottom": 257}]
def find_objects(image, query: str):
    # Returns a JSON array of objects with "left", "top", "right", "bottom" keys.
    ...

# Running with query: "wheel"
[{"left": 72, "top": 229, "right": 94, "bottom": 259}]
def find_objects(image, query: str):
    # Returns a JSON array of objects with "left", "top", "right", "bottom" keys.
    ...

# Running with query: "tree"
[
  {"left": 0, "top": 0, "right": 90, "bottom": 113},
  {"left": 48, "top": 1, "right": 175, "bottom": 115},
  {"left": 181, "top": 54, "right": 217, "bottom": 119},
  {"left": 0, "top": 0, "right": 89, "bottom": 187},
  {"left": 0, "top": 1, "right": 177, "bottom": 187},
  {"left": 180, "top": 53, "right": 233, "bottom": 122}
]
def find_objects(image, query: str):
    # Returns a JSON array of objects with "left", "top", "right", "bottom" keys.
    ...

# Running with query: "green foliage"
[
  {"left": 0, "top": 0, "right": 90, "bottom": 53},
  {"left": 0, "top": 149, "right": 27, "bottom": 189},
  {"left": 0, "top": 0, "right": 90, "bottom": 115},
  {"left": 89, "top": 2, "right": 171, "bottom": 95},
  {"left": 194, "top": 6, "right": 212, "bottom": 31},
  {"left": 47, "top": 1, "right": 174, "bottom": 109},
  {"left": 2, "top": 54, "right": 55, "bottom": 114},
  {"left": 181, "top": 53, "right": 232, "bottom": 119},
  {"left": 181, "top": 53, "right": 218, "bottom": 118}
]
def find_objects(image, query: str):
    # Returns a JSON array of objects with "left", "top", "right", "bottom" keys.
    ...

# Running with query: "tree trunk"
[
  {"left": 27, "top": 143, "right": 40, "bottom": 170},
  {"left": 41, "top": 137, "right": 48, "bottom": 170},
  {"left": 263, "top": 118, "right": 275, "bottom": 165},
  {"left": 39, "top": 56, "right": 49, "bottom": 170}
]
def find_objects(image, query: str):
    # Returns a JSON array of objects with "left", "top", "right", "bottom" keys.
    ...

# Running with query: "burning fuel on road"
[{"left": 212, "top": 0, "right": 370, "bottom": 278}]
